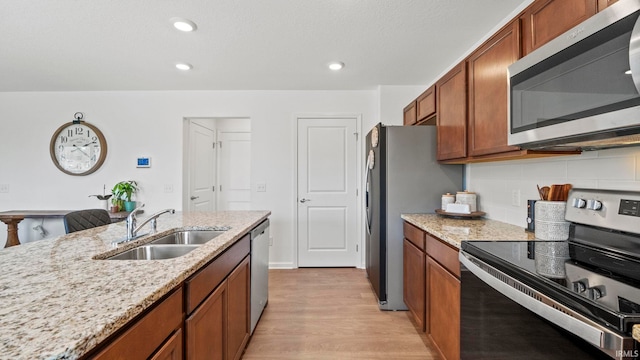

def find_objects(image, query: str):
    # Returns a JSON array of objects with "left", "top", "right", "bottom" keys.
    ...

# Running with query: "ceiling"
[{"left": 0, "top": 0, "right": 530, "bottom": 91}]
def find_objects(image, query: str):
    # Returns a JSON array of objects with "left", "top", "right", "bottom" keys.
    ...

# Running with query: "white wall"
[
  {"left": 467, "top": 147, "right": 640, "bottom": 227},
  {"left": 0, "top": 90, "right": 376, "bottom": 267}
]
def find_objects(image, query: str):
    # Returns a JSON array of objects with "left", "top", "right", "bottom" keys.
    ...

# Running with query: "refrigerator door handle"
[{"left": 365, "top": 157, "right": 372, "bottom": 235}]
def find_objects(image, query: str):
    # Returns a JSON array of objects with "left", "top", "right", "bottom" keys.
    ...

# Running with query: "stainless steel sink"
[
  {"left": 150, "top": 230, "right": 225, "bottom": 245},
  {"left": 107, "top": 244, "right": 199, "bottom": 260}
]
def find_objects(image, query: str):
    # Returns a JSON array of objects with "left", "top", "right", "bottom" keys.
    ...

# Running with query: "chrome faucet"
[{"left": 126, "top": 204, "right": 176, "bottom": 240}]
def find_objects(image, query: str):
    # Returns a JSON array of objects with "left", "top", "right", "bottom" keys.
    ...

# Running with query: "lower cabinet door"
[
  {"left": 150, "top": 329, "right": 183, "bottom": 360},
  {"left": 226, "top": 256, "right": 251, "bottom": 360},
  {"left": 427, "top": 257, "right": 460, "bottom": 360},
  {"left": 186, "top": 282, "right": 227, "bottom": 360},
  {"left": 403, "top": 239, "right": 425, "bottom": 331}
]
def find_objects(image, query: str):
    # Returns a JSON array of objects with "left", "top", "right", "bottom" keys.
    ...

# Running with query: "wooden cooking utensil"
[
  {"left": 541, "top": 186, "right": 550, "bottom": 201},
  {"left": 562, "top": 184, "right": 572, "bottom": 202},
  {"left": 537, "top": 185, "right": 544, "bottom": 200}
]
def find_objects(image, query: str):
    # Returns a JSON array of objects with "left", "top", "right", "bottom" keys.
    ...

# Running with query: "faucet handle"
[{"left": 133, "top": 203, "right": 145, "bottom": 213}]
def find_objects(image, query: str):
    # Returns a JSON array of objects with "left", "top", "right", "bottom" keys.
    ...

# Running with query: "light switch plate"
[{"left": 511, "top": 189, "right": 521, "bottom": 207}]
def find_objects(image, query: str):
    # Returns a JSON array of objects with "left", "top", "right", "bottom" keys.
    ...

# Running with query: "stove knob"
[
  {"left": 586, "top": 199, "right": 603, "bottom": 211},
  {"left": 572, "top": 198, "right": 586, "bottom": 208},
  {"left": 573, "top": 281, "right": 587, "bottom": 293},
  {"left": 589, "top": 287, "right": 604, "bottom": 300}
]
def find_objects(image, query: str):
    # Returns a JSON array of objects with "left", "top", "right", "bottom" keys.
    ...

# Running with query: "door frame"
[{"left": 291, "top": 113, "right": 363, "bottom": 269}]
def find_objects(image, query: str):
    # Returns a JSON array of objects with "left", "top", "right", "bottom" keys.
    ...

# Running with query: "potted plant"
[{"left": 112, "top": 180, "right": 139, "bottom": 212}]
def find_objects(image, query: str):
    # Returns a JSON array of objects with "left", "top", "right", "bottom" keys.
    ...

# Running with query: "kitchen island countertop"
[
  {"left": 401, "top": 213, "right": 535, "bottom": 249},
  {"left": 0, "top": 210, "right": 269, "bottom": 359}
]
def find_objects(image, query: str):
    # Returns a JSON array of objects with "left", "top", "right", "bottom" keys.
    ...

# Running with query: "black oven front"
[{"left": 460, "top": 241, "right": 638, "bottom": 360}]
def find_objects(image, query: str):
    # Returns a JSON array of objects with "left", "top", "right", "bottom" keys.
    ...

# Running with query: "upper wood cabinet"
[
  {"left": 467, "top": 21, "right": 521, "bottom": 157},
  {"left": 521, "top": 0, "right": 597, "bottom": 56},
  {"left": 403, "top": 101, "right": 417, "bottom": 126},
  {"left": 416, "top": 85, "right": 436, "bottom": 122},
  {"left": 436, "top": 62, "right": 467, "bottom": 161}
]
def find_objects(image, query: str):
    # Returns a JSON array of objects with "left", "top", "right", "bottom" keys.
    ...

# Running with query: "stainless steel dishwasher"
[{"left": 250, "top": 219, "right": 269, "bottom": 334}]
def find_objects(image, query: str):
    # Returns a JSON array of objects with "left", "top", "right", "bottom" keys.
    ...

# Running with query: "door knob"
[
  {"left": 299, "top": 198, "right": 311, "bottom": 203},
  {"left": 190, "top": 196, "right": 199, "bottom": 200}
]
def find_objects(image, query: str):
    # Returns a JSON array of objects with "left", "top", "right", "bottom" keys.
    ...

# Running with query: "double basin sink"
[{"left": 107, "top": 229, "right": 226, "bottom": 260}]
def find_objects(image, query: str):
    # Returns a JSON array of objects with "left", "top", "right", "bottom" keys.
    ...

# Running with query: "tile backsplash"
[{"left": 466, "top": 147, "right": 640, "bottom": 228}]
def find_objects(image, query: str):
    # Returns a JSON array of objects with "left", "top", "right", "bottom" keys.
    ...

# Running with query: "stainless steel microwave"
[{"left": 508, "top": 0, "right": 640, "bottom": 150}]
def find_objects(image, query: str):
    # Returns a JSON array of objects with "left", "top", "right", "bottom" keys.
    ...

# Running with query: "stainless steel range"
[{"left": 459, "top": 188, "right": 640, "bottom": 359}]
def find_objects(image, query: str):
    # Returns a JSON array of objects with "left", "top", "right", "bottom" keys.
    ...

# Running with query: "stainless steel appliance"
[
  {"left": 460, "top": 188, "right": 640, "bottom": 359},
  {"left": 365, "top": 123, "right": 462, "bottom": 310},
  {"left": 508, "top": 0, "right": 640, "bottom": 151},
  {"left": 250, "top": 219, "right": 269, "bottom": 334}
]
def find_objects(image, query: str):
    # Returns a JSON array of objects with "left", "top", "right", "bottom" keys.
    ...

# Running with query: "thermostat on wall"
[{"left": 137, "top": 157, "right": 151, "bottom": 168}]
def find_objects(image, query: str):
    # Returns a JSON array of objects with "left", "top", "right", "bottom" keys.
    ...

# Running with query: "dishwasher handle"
[{"left": 251, "top": 219, "right": 270, "bottom": 239}]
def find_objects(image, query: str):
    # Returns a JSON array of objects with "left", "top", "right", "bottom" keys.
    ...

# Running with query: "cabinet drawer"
[
  {"left": 403, "top": 222, "right": 425, "bottom": 251},
  {"left": 186, "top": 234, "right": 250, "bottom": 314},
  {"left": 416, "top": 86, "right": 436, "bottom": 121},
  {"left": 426, "top": 234, "right": 460, "bottom": 278},
  {"left": 403, "top": 101, "right": 417, "bottom": 126},
  {"left": 92, "top": 287, "right": 183, "bottom": 360}
]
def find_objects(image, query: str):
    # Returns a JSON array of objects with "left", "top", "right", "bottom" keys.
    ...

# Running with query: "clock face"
[{"left": 50, "top": 122, "right": 107, "bottom": 176}]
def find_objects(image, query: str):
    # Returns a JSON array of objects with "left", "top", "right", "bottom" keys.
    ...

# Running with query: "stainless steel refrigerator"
[{"left": 365, "top": 123, "right": 463, "bottom": 310}]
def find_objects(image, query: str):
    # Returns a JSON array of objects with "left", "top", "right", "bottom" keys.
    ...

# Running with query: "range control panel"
[
  {"left": 619, "top": 199, "right": 640, "bottom": 217},
  {"left": 565, "top": 188, "right": 640, "bottom": 235}
]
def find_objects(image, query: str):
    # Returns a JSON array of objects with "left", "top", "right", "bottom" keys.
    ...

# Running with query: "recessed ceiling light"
[
  {"left": 171, "top": 18, "right": 197, "bottom": 32},
  {"left": 329, "top": 62, "right": 345, "bottom": 71},
  {"left": 176, "top": 63, "right": 193, "bottom": 71}
]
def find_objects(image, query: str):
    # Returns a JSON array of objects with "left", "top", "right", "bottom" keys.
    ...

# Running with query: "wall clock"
[{"left": 49, "top": 113, "right": 107, "bottom": 176}]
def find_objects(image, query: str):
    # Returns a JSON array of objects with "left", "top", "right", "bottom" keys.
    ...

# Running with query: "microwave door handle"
[{"left": 629, "top": 14, "right": 640, "bottom": 92}]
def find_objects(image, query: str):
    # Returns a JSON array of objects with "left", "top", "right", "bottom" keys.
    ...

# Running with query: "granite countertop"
[
  {"left": 0, "top": 210, "right": 270, "bottom": 359},
  {"left": 401, "top": 213, "right": 535, "bottom": 248}
]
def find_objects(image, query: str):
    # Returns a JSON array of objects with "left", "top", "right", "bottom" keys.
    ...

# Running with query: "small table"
[{"left": 0, "top": 210, "right": 134, "bottom": 247}]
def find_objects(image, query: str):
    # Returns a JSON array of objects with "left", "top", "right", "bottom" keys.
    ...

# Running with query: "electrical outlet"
[
  {"left": 257, "top": 183, "right": 267, "bottom": 192},
  {"left": 0, "top": 184, "right": 9, "bottom": 193},
  {"left": 511, "top": 189, "right": 521, "bottom": 207},
  {"left": 164, "top": 184, "right": 173, "bottom": 193}
]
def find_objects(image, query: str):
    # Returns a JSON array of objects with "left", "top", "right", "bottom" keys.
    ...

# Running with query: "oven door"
[{"left": 460, "top": 251, "right": 635, "bottom": 359}]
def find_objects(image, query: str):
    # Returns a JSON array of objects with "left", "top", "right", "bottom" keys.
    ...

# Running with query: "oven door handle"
[{"left": 460, "top": 251, "right": 631, "bottom": 358}]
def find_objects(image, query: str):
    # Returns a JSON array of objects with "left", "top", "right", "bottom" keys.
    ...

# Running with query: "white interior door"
[
  {"left": 217, "top": 132, "right": 251, "bottom": 210},
  {"left": 188, "top": 122, "right": 216, "bottom": 211},
  {"left": 297, "top": 117, "right": 358, "bottom": 267}
]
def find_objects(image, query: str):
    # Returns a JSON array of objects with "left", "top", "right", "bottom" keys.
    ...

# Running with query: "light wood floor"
[{"left": 242, "top": 268, "right": 439, "bottom": 360}]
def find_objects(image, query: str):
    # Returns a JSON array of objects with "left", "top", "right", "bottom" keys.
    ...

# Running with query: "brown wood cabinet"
[
  {"left": 403, "top": 101, "right": 417, "bottom": 126},
  {"left": 226, "top": 256, "right": 251, "bottom": 360},
  {"left": 467, "top": 21, "right": 521, "bottom": 157},
  {"left": 186, "top": 281, "right": 226, "bottom": 360},
  {"left": 92, "top": 288, "right": 184, "bottom": 360},
  {"left": 184, "top": 235, "right": 251, "bottom": 360},
  {"left": 436, "top": 62, "right": 467, "bottom": 161},
  {"left": 403, "top": 221, "right": 461, "bottom": 360},
  {"left": 403, "top": 239, "right": 425, "bottom": 331},
  {"left": 416, "top": 85, "right": 436, "bottom": 122},
  {"left": 427, "top": 257, "right": 460, "bottom": 360},
  {"left": 521, "top": 0, "right": 597, "bottom": 56},
  {"left": 151, "top": 329, "right": 183, "bottom": 360}
]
